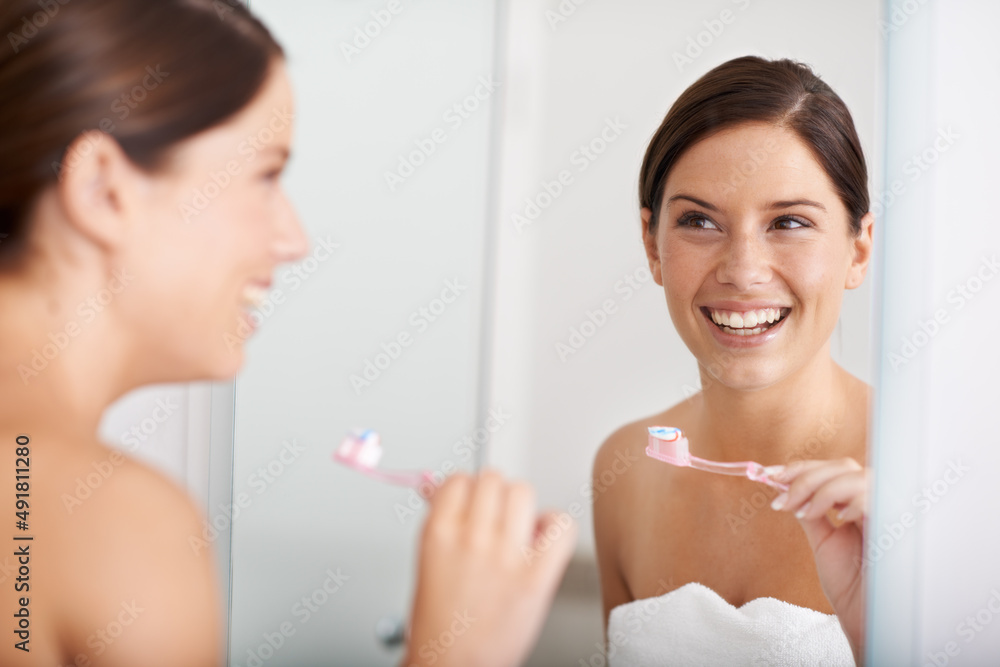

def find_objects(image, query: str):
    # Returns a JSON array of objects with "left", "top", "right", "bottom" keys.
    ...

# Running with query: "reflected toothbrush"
[
  {"left": 646, "top": 426, "right": 788, "bottom": 491},
  {"left": 333, "top": 429, "right": 435, "bottom": 488}
]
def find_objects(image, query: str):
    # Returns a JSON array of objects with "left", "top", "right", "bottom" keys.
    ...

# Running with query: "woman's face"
[
  {"left": 116, "top": 60, "right": 309, "bottom": 380},
  {"left": 642, "top": 121, "right": 873, "bottom": 390}
]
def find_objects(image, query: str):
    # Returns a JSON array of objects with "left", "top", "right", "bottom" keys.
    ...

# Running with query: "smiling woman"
[
  {"left": 592, "top": 56, "right": 874, "bottom": 666},
  {"left": 0, "top": 2, "right": 303, "bottom": 664}
]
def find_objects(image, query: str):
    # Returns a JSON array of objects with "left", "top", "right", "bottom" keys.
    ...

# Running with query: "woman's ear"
[
  {"left": 56, "top": 130, "right": 139, "bottom": 255},
  {"left": 845, "top": 211, "right": 874, "bottom": 289},
  {"left": 641, "top": 207, "right": 663, "bottom": 286}
]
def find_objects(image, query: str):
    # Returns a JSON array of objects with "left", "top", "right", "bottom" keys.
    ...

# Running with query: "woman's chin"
[
  {"left": 701, "top": 364, "right": 789, "bottom": 393},
  {"left": 211, "top": 346, "right": 246, "bottom": 380}
]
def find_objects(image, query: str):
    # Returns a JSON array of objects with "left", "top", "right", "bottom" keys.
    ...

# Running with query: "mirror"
[{"left": 218, "top": 0, "right": 881, "bottom": 664}]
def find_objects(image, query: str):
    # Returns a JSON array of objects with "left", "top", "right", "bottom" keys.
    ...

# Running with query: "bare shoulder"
[
  {"left": 52, "top": 441, "right": 221, "bottom": 667},
  {"left": 592, "top": 400, "right": 691, "bottom": 629}
]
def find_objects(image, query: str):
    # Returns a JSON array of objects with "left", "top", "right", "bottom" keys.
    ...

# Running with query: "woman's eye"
[
  {"left": 677, "top": 214, "right": 718, "bottom": 229},
  {"left": 773, "top": 217, "right": 807, "bottom": 230}
]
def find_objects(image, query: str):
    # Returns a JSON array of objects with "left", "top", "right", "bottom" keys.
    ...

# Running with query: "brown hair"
[
  {"left": 0, "top": 0, "right": 283, "bottom": 269},
  {"left": 639, "top": 56, "right": 869, "bottom": 236}
]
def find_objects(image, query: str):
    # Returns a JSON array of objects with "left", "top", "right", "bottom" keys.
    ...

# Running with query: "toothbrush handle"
[
  {"left": 689, "top": 456, "right": 789, "bottom": 491},
  {"left": 335, "top": 455, "right": 435, "bottom": 489}
]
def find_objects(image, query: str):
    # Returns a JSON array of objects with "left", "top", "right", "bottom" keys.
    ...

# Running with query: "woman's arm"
[
  {"left": 592, "top": 430, "right": 636, "bottom": 635},
  {"left": 769, "top": 458, "right": 869, "bottom": 665}
]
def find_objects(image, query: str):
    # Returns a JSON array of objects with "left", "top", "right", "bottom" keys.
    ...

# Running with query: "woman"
[
  {"left": 593, "top": 56, "right": 872, "bottom": 665},
  {"left": 0, "top": 1, "right": 574, "bottom": 665}
]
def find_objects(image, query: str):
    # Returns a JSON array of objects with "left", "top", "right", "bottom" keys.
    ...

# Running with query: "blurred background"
[{"left": 95, "top": 0, "right": 1000, "bottom": 665}]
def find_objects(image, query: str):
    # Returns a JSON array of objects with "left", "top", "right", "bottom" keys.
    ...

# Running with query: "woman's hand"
[
  {"left": 403, "top": 469, "right": 577, "bottom": 667},
  {"left": 769, "top": 458, "right": 870, "bottom": 665}
]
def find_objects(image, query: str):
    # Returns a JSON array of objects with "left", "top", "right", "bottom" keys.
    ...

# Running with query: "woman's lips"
[{"left": 700, "top": 306, "right": 790, "bottom": 347}]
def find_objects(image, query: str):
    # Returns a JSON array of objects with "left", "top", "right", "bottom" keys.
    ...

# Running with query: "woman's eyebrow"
[
  {"left": 767, "top": 198, "right": 827, "bottom": 212},
  {"left": 666, "top": 194, "right": 718, "bottom": 211}
]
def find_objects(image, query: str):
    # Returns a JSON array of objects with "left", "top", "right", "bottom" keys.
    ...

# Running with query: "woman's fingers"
[
  {"left": 427, "top": 472, "right": 472, "bottom": 530},
  {"left": 796, "top": 470, "right": 868, "bottom": 521},
  {"left": 529, "top": 511, "right": 577, "bottom": 587},
  {"left": 466, "top": 469, "right": 506, "bottom": 542},
  {"left": 502, "top": 481, "right": 537, "bottom": 557},
  {"left": 772, "top": 457, "right": 863, "bottom": 515}
]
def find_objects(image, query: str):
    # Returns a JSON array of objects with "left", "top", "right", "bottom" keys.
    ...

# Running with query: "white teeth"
[
  {"left": 242, "top": 285, "right": 267, "bottom": 309},
  {"left": 721, "top": 325, "right": 764, "bottom": 336},
  {"left": 708, "top": 307, "right": 789, "bottom": 333}
]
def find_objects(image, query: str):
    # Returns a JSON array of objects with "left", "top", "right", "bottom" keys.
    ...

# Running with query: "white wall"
[
  {"left": 229, "top": 1, "right": 498, "bottom": 665},
  {"left": 97, "top": 383, "right": 211, "bottom": 507},
  {"left": 487, "top": 0, "right": 882, "bottom": 558},
  {"left": 868, "top": 0, "right": 1000, "bottom": 663}
]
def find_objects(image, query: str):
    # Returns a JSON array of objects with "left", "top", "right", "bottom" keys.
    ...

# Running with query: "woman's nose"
[
  {"left": 715, "top": 234, "right": 772, "bottom": 291},
  {"left": 273, "top": 203, "right": 311, "bottom": 264}
]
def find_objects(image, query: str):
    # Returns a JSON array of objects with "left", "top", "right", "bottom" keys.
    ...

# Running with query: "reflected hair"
[
  {"left": 639, "top": 55, "right": 869, "bottom": 236},
  {"left": 0, "top": 0, "right": 283, "bottom": 269}
]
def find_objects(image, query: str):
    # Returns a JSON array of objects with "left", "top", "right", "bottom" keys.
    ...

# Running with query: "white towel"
[{"left": 606, "top": 582, "right": 855, "bottom": 666}]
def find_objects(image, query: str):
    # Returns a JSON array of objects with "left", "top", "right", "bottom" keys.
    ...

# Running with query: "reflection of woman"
[
  {"left": 593, "top": 56, "right": 872, "bottom": 665},
  {"left": 0, "top": 2, "right": 573, "bottom": 666}
]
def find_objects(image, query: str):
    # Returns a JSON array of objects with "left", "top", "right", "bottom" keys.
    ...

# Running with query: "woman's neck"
[
  {"left": 0, "top": 272, "right": 135, "bottom": 442},
  {"left": 691, "top": 350, "right": 857, "bottom": 466}
]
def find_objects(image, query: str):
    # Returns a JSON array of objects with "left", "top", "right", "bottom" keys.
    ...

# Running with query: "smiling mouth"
[{"left": 700, "top": 306, "right": 792, "bottom": 337}]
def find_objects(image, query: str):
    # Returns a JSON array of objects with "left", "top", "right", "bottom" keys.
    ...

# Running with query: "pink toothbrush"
[
  {"left": 646, "top": 426, "right": 788, "bottom": 491},
  {"left": 333, "top": 429, "right": 435, "bottom": 489}
]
